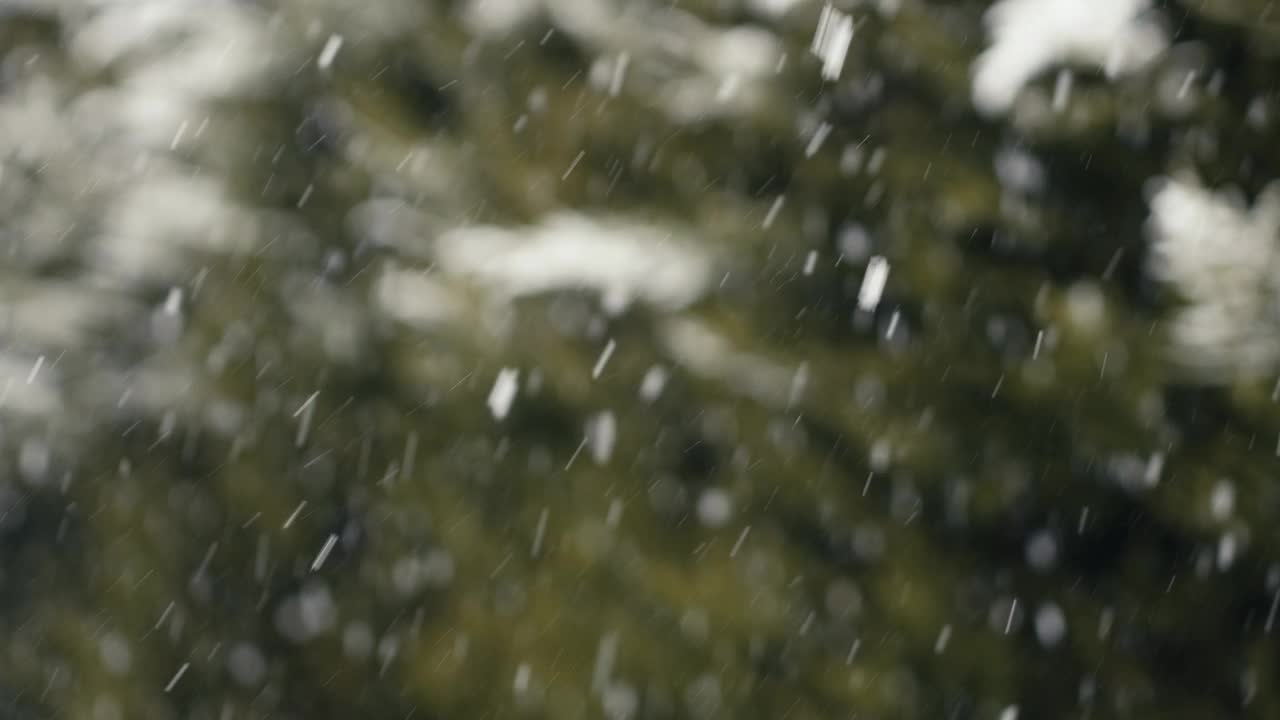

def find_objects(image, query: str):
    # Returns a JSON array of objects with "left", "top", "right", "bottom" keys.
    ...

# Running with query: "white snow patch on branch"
[
  {"left": 436, "top": 212, "right": 711, "bottom": 315},
  {"left": 660, "top": 318, "right": 792, "bottom": 407},
  {"left": 0, "top": 354, "right": 62, "bottom": 419},
  {"left": 69, "top": 1, "right": 281, "bottom": 98},
  {"left": 373, "top": 264, "right": 463, "bottom": 330},
  {"left": 465, "top": 0, "right": 783, "bottom": 122},
  {"left": 1147, "top": 175, "right": 1280, "bottom": 379},
  {"left": 972, "top": 0, "right": 1168, "bottom": 116}
]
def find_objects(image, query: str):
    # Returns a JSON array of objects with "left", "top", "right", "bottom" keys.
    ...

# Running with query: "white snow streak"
[
  {"left": 318, "top": 34, "right": 344, "bottom": 71},
  {"left": 811, "top": 4, "right": 853, "bottom": 81},
  {"left": 488, "top": 368, "right": 521, "bottom": 420},
  {"left": 857, "top": 256, "right": 890, "bottom": 312}
]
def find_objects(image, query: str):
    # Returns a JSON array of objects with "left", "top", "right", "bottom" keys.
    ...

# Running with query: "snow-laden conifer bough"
[
  {"left": 0, "top": 0, "right": 721, "bottom": 447},
  {"left": 971, "top": 0, "right": 1169, "bottom": 116},
  {"left": 464, "top": 0, "right": 786, "bottom": 121},
  {"left": 1146, "top": 174, "right": 1280, "bottom": 381}
]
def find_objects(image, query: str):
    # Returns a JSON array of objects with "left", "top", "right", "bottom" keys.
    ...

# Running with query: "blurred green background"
[{"left": 2, "top": 1, "right": 1280, "bottom": 718}]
